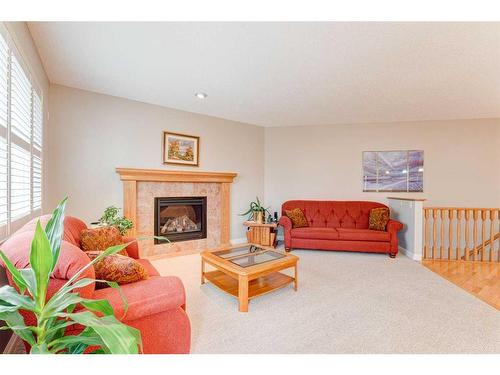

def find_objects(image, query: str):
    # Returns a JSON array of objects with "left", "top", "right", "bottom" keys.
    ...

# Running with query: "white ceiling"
[{"left": 28, "top": 22, "right": 500, "bottom": 127}]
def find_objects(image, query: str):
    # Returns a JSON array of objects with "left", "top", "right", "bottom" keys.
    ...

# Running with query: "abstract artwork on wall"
[
  {"left": 363, "top": 150, "right": 424, "bottom": 192},
  {"left": 163, "top": 131, "right": 200, "bottom": 166}
]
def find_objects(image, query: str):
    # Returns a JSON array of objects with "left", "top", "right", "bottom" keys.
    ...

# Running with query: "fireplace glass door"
[{"left": 154, "top": 196, "right": 207, "bottom": 243}]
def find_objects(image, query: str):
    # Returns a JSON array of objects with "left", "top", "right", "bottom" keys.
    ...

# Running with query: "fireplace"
[{"left": 154, "top": 196, "right": 207, "bottom": 244}]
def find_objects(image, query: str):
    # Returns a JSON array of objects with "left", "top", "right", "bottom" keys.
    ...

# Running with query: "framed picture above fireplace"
[{"left": 163, "top": 131, "right": 200, "bottom": 166}]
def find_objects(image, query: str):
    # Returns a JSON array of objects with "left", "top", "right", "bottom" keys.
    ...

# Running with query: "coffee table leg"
[
  {"left": 201, "top": 259, "right": 205, "bottom": 285},
  {"left": 294, "top": 264, "right": 298, "bottom": 291},
  {"left": 238, "top": 275, "right": 249, "bottom": 312}
]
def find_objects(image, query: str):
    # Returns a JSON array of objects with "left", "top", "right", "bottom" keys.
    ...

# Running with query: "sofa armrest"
[
  {"left": 386, "top": 219, "right": 403, "bottom": 256},
  {"left": 386, "top": 219, "right": 403, "bottom": 234},
  {"left": 278, "top": 216, "right": 292, "bottom": 249},
  {"left": 279, "top": 216, "right": 292, "bottom": 231},
  {"left": 92, "top": 276, "right": 186, "bottom": 322},
  {"left": 123, "top": 237, "right": 140, "bottom": 259}
]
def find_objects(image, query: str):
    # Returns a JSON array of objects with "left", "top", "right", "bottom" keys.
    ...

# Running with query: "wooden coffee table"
[{"left": 201, "top": 244, "right": 299, "bottom": 312}]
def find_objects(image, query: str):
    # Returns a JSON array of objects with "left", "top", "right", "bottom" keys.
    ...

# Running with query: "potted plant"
[
  {"left": 98, "top": 206, "right": 134, "bottom": 235},
  {"left": 240, "top": 197, "right": 271, "bottom": 224},
  {"left": 0, "top": 198, "right": 142, "bottom": 354}
]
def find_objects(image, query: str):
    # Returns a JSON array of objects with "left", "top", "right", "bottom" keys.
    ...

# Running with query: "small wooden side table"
[{"left": 244, "top": 221, "right": 278, "bottom": 247}]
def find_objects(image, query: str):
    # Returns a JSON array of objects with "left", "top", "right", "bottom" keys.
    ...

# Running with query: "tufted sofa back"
[{"left": 281, "top": 200, "right": 388, "bottom": 229}]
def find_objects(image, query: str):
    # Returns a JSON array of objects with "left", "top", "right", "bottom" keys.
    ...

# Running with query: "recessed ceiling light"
[{"left": 195, "top": 92, "right": 207, "bottom": 99}]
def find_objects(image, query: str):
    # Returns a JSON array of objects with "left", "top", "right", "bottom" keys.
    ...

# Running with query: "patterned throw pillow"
[
  {"left": 80, "top": 226, "right": 128, "bottom": 256},
  {"left": 86, "top": 251, "right": 148, "bottom": 285},
  {"left": 368, "top": 208, "right": 390, "bottom": 231},
  {"left": 285, "top": 208, "right": 309, "bottom": 228}
]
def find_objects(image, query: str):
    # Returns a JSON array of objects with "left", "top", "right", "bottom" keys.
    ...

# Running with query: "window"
[{"left": 0, "top": 30, "right": 43, "bottom": 241}]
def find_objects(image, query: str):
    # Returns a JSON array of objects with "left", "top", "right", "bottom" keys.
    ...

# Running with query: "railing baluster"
[
  {"left": 456, "top": 209, "right": 462, "bottom": 260},
  {"left": 497, "top": 210, "right": 500, "bottom": 263},
  {"left": 472, "top": 210, "right": 478, "bottom": 261},
  {"left": 432, "top": 209, "right": 438, "bottom": 259},
  {"left": 464, "top": 210, "right": 470, "bottom": 261},
  {"left": 490, "top": 210, "right": 495, "bottom": 262},
  {"left": 423, "top": 208, "right": 429, "bottom": 259},
  {"left": 440, "top": 209, "right": 445, "bottom": 259},
  {"left": 448, "top": 209, "right": 453, "bottom": 260},
  {"left": 481, "top": 211, "right": 487, "bottom": 261}
]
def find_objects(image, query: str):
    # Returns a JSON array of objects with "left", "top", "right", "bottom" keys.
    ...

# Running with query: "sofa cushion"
[
  {"left": 86, "top": 251, "right": 148, "bottom": 285},
  {"left": 16, "top": 215, "right": 88, "bottom": 248},
  {"left": 80, "top": 226, "right": 128, "bottom": 256},
  {"left": 336, "top": 228, "right": 390, "bottom": 242},
  {"left": 368, "top": 207, "right": 390, "bottom": 231},
  {"left": 291, "top": 227, "right": 339, "bottom": 240},
  {"left": 285, "top": 208, "right": 309, "bottom": 228}
]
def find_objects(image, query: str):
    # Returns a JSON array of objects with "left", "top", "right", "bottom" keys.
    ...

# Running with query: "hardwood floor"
[{"left": 422, "top": 260, "right": 500, "bottom": 310}]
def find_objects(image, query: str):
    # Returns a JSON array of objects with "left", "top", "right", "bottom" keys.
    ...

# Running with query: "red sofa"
[
  {"left": 0, "top": 215, "right": 191, "bottom": 354},
  {"left": 279, "top": 200, "right": 403, "bottom": 257}
]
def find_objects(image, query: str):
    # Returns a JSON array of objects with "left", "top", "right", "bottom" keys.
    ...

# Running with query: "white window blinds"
[{"left": 0, "top": 29, "right": 43, "bottom": 240}]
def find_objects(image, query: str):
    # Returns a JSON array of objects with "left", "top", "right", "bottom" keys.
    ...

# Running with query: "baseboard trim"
[
  {"left": 230, "top": 237, "right": 247, "bottom": 245},
  {"left": 399, "top": 246, "right": 421, "bottom": 261}
]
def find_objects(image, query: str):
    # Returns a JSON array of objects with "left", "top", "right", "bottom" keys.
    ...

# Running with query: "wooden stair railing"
[
  {"left": 464, "top": 232, "right": 500, "bottom": 260},
  {"left": 423, "top": 207, "right": 500, "bottom": 262}
]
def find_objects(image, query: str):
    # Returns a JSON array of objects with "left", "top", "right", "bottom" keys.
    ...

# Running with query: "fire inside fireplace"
[{"left": 154, "top": 196, "right": 207, "bottom": 244}]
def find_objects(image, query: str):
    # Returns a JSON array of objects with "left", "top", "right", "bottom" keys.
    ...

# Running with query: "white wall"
[
  {"left": 47, "top": 83, "right": 500, "bottom": 245},
  {"left": 47, "top": 84, "right": 265, "bottom": 241},
  {"left": 264, "top": 119, "right": 500, "bottom": 214}
]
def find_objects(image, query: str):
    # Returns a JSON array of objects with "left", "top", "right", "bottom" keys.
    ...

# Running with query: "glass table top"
[{"left": 212, "top": 245, "right": 285, "bottom": 268}]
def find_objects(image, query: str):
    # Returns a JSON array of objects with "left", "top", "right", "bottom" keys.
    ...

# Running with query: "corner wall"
[
  {"left": 264, "top": 119, "right": 500, "bottom": 214},
  {"left": 47, "top": 84, "right": 265, "bottom": 242}
]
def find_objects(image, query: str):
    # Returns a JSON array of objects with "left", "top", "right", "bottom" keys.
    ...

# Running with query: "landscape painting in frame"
[
  {"left": 363, "top": 150, "right": 424, "bottom": 192},
  {"left": 163, "top": 131, "right": 200, "bottom": 166}
]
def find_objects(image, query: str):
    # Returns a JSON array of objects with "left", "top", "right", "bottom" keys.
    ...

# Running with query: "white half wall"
[
  {"left": 264, "top": 119, "right": 500, "bottom": 214},
  {"left": 47, "top": 85, "right": 265, "bottom": 242}
]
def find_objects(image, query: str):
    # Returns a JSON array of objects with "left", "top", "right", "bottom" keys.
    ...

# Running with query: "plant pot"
[{"left": 253, "top": 211, "right": 264, "bottom": 224}]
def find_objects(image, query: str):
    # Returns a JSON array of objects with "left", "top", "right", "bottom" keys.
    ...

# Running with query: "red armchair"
[
  {"left": 280, "top": 200, "right": 403, "bottom": 257},
  {"left": 0, "top": 215, "right": 191, "bottom": 354}
]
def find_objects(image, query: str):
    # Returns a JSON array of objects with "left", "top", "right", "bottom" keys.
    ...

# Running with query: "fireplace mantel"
[
  {"left": 116, "top": 167, "right": 238, "bottom": 257},
  {"left": 116, "top": 168, "right": 237, "bottom": 183}
]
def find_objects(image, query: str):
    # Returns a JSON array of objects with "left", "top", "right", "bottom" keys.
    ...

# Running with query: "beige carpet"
[{"left": 152, "top": 249, "right": 500, "bottom": 354}]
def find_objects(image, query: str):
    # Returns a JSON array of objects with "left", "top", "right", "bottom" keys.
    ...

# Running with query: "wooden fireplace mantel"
[
  {"left": 116, "top": 167, "right": 237, "bottom": 183},
  {"left": 115, "top": 167, "right": 237, "bottom": 251}
]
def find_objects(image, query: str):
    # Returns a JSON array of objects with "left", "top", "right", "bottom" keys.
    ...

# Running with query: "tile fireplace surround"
[{"left": 116, "top": 168, "right": 237, "bottom": 258}]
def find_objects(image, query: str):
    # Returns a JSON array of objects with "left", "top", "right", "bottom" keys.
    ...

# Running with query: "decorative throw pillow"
[
  {"left": 285, "top": 208, "right": 309, "bottom": 228},
  {"left": 80, "top": 226, "right": 128, "bottom": 256},
  {"left": 86, "top": 251, "right": 148, "bottom": 285},
  {"left": 368, "top": 208, "right": 390, "bottom": 231}
]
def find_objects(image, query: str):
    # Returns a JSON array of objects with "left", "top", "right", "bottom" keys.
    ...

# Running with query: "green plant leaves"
[
  {"left": 0, "top": 250, "right": 29, "bottom": 295},
  {"left": 30, "top": 342, "right": 49, "bottom": 354},
  {"left": 49, "top": 328, "right": 105, "bottom": 354},
  {"left": 0, "top": 285, "right": 35, "bottom": 310},
  {"left": 44, "top": 197, "right": 67, "bottom": 272},
  {"left": 80, "top": 299, "right": 114, "bottom": 316},
  {"left": 239, "top": 197, "right": 271, "bottom": 218},
  {"left": 99, "top": 206, "right": 134, "bottom": 235},
  {"left": 19, "top": 268, "right": 37, "bottom": 298},
  {"left": 58, "top": 311, "right": 141, "bottom": 354},
  {"left": 30, "top": 220, "right": 53, "bottom": 309},
  {"left": 0, "top": 310, "right": 35, "bottom": 345}
]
